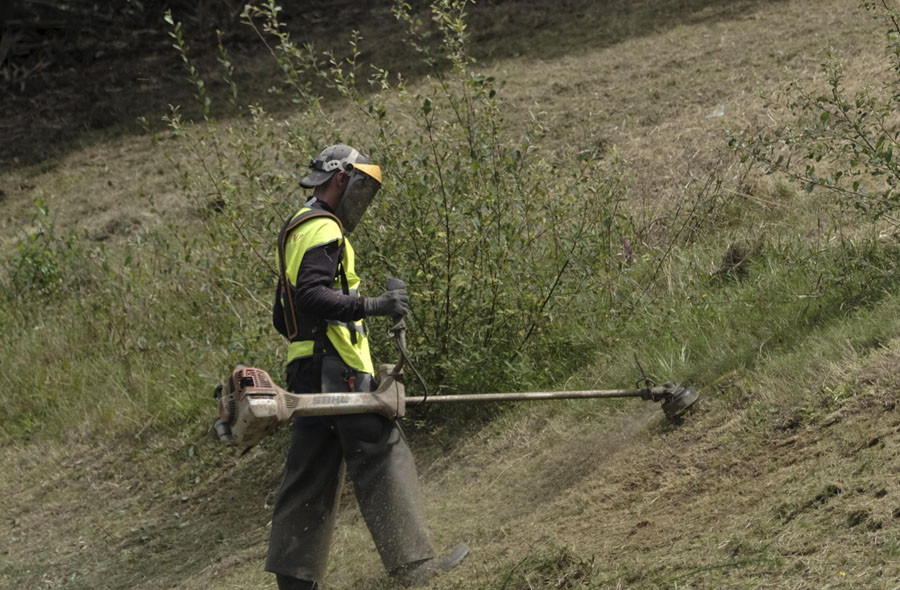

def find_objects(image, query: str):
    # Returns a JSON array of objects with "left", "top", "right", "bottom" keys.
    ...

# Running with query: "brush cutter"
[{"left": 213, "top": 280, "right": 699, "bottom": 447}]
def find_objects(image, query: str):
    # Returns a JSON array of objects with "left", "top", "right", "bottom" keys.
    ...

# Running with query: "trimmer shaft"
[
  {"left": 406, "top": 382, "right": 700, "bottom": 419},
  {"left": 214, "top": 366, "right": 701, "bottom": 447}
]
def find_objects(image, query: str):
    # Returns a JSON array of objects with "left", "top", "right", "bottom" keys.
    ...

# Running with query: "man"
[{"left": 267, "top": 144, "right": 468, "bottom": 590}]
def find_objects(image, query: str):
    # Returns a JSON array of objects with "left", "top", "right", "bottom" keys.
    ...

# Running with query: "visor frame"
[{"left": 349, "top": 162, "right": 383, "bottom": 184}]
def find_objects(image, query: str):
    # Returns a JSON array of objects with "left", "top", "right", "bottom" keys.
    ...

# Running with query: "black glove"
[{"left": 364, "top": 287, "right": 409, "bottom": 318}]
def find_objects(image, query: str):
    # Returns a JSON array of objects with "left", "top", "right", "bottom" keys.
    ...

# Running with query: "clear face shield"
[{"left": 334, "top": 163, "right": 382, "bottom": 233}]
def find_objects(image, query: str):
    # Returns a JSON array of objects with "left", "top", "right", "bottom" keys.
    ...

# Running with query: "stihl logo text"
[{"left": 313, "top": 396, "right": 352, "bottom": 405}]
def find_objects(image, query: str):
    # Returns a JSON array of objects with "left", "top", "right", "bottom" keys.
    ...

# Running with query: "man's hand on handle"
[{"left": 364, "top": 285, "right": 409, "bottom": 318}]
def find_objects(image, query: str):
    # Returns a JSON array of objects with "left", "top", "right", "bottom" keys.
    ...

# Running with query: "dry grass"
[{"left": 3, "top": 335, "right": 897, "bottom": 589}]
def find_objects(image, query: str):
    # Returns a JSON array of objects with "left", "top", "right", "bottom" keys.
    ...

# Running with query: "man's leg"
[
  {"left": 275, "top": 573, "right": 317, "bottom": 590},
  {"left": 317, "top": 354, "right": 433, "bottom": 570},
  {"left": 334, "top": 413, "right": 435, "bottom": 573},
  {"left": 266, "top": 421, "right": 345, "bottom": 584},
  {"left": 266, "top": 358, "right": 344, "bottom": 586}
]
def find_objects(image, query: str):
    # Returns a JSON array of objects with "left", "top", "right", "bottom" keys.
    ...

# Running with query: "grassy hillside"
[{"left": 2, "top": 1, "right": 899, "bottom": 589}]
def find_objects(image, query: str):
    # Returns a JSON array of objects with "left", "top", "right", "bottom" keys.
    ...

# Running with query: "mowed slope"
[
  {"left": 2, "top": 1, "right": 898, "bottom": 589},
  {"left": 3, "top": 326, "right": 898, "bottom": 589}
]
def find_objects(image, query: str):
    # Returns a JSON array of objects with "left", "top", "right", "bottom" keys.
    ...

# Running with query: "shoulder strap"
[{"left": 277, "top": 209, "right": 347, "bottom": 342}]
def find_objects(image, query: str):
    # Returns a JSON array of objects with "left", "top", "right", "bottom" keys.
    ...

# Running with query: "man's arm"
[{"left": 292, "top": 239, "right": 365, "bottom": 322}]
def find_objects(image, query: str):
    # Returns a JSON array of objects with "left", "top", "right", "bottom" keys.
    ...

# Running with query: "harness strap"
[{"left": 337, "top": 258, "right": 357, "bottom": 345}]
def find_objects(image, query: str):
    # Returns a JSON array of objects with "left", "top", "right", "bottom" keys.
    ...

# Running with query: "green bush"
[
  {"left": 163, "top": 0, "right": 632, "bottom": 398},
  {"left": 731, "top": 1, "right": 900, "bottom": 221},
  {"left": 8, "top": 0, "right": 899, "bottom": 446},
  {"left": 2, "top": 200, "right": 81, "bottom": 300}
]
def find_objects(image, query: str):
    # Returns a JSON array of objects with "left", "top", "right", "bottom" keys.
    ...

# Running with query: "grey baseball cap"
[{"left": 299, "top": 143, "right": 371, "bottom": 188}]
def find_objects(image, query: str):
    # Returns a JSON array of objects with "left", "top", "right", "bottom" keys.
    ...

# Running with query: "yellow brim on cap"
[{"left": 352, "top": 163, "right": 382, "bottom": 184}]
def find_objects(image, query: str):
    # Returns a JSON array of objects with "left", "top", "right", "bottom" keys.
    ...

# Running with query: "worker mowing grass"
[{"left": 265, "top": 143, "right": 468, "bottom": 590}]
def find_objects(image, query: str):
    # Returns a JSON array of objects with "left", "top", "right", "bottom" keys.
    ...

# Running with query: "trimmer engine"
[
  {"left": 213, "top": 364, "right": 408, "bottom": 447},
  {"left": 214, "top": 366, "right": 283, "bottom": 447}
]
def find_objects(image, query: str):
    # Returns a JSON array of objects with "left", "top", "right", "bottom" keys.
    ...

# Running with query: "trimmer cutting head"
[{"left": 660, "top": 385, "right": 700, "bottom": 420}]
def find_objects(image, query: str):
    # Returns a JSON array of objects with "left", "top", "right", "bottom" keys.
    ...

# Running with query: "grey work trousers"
[{"left": 265, "top": 354, "right": 434, "bottom": 584}]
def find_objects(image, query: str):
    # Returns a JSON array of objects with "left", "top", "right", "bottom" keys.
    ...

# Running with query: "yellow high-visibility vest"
[{"left": 277, "top": 206, "right": 373, "bottom": 374}]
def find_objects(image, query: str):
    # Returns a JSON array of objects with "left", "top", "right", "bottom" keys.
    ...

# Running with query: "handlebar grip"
[
  {"left": 385, "top": 277, "right": 407, "bottom": 335},
  {"left": 385, "top": 278, "right": 409, "bottom": 374},
  {"left": 386, "top": 277, "right": 405, "bottom": 291}
]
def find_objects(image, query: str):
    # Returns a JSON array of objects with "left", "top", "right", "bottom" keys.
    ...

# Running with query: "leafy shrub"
[
  {"left": 163, "top": 0, "right": 632, "bottom": 397},
  {"left": 731, "top": 1, "right": 900, "bottom": 222},
  {"left": 2, "top": 200, "right": 81, "bottom": 300},
  {"left": 6, "top": 0, "right": 900, "bottom": 446}
]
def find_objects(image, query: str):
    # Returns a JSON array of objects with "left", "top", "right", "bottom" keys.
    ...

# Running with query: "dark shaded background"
[{"left": 0, "top": 0, "right": 775, "bottom": 171}]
